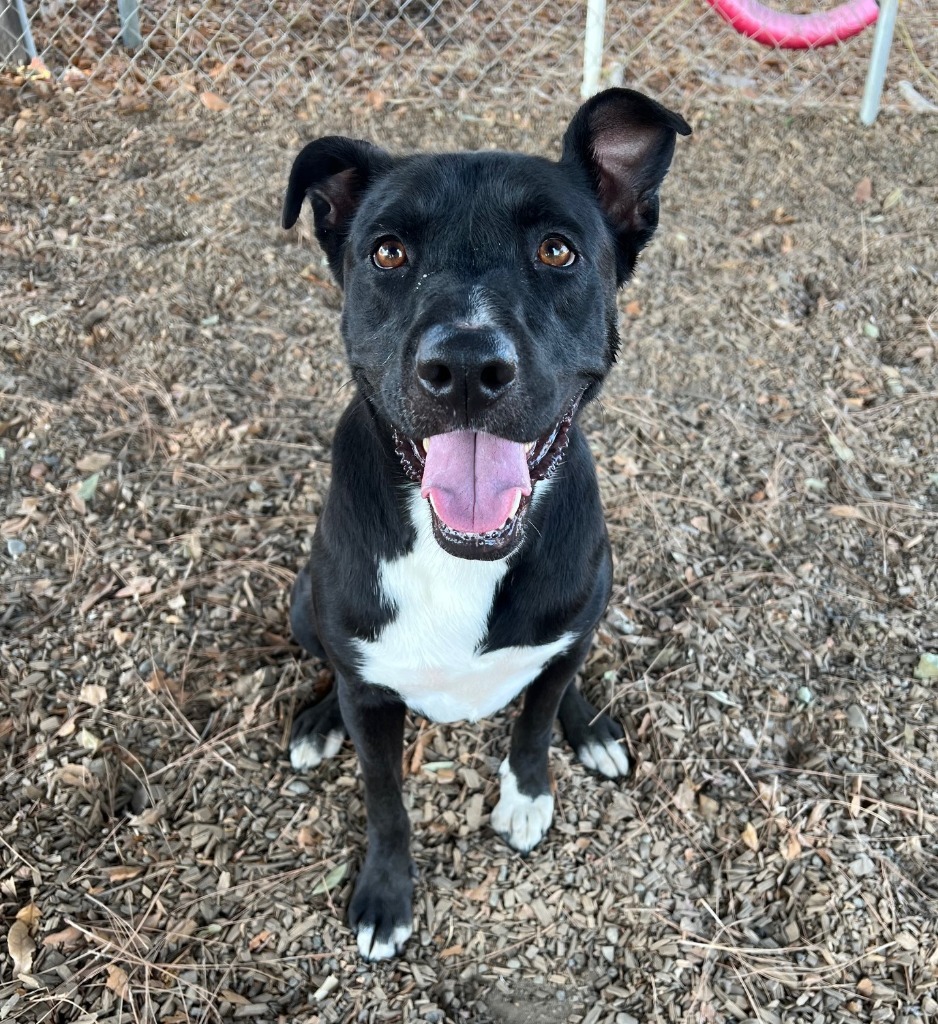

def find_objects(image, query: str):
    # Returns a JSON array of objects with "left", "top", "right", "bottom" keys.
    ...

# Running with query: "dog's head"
[{"left": 283, "top": 89, "right": 690, "bottom": 559}]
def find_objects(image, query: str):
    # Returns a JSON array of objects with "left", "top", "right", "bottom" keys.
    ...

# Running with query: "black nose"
[{"left": 416, "top": 327, "right": 518, "bottom": 419}]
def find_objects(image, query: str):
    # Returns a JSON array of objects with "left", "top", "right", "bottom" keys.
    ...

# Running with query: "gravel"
[{"left": 1, "top": 89, "right": 937, "bottom": 1023}]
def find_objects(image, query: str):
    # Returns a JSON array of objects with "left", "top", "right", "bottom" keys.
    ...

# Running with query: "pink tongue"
[{"left": 420, "top": 431, "right": 532, "bottom": 534}]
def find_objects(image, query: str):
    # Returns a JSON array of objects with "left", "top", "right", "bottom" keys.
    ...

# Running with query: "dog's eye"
[
  {"left": 537, "top": 237, "right": 575, "bottom": 268},
  {"left": 373, "top": 239, "right": 408, "bottom": 269}
]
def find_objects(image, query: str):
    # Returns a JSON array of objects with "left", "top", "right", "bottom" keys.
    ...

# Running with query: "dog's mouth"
[{"left": 393, "top": 396, "right": 581, "bottom": 559}]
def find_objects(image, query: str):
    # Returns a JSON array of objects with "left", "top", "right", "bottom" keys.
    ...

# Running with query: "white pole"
[
  {"left": 860, "top": 0, "right": 898, "bottom": 126},
  {"left": 581, "top": 0, "right": 607, "bottom": 99},
  {"left": 117, "top": 0, "right": 143, "bottom": 49},
  {"left": 14, "top": 0, "right": 37, "bottom": 60}
]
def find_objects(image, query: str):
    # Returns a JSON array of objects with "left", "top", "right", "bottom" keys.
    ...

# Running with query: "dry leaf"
[
  {"left": 43, "top": 925, "right": 83, "bottom": 949},
  {"left": 624, "top": 299, "right": 641, "bottom": 316},
  {"left": 296, "top": 826, "right": 317, "bottom": 849},
  {"left": 166, "top": 918, "right": 198, "bottom": 941},
  {"left": 857, "top": 977, "right": 874, "bottom": 997},
  {"left": 827, "top": 432, "right": 854, "bottom": 463},
  {"left": 673, "top": 777, "right": 697, "bottom": 813},
  {"left": 76, "top": 452, "right": 112, "bottom": 473},
  {"left": 15, "top": 904, "right": 41, "bottom": 929},
  {"left": 467, "top": 867, "right": 498, "bottom": 902},
  {"left": 698, "top": 794, "right": 719, "bottom": 819},
  {"left": 440, "top": 944, "right": 465, "bottom": 958},
  {"left": 783, "top": 833, "right": 802, "bottom": 861},
  {"left": 115, "top": 576, "right": 156, "bottom": 599},
  {"left": 23, "top": 56, "right": 52, "bottom": 81},
  {"left": 741, "top": 822, "right": 760, "bottom": 851},
  {"left": 108, "top": 865, "right": 143, "bottom": 882},
  {"left": 882, "top": 186, "right": 903, "bottom": 211},
  {"left": 200, "top": 91, "right": 229, "bottom": 112},
  {"left": 78, "top": 728, "right": 102, "bottom": 753},
  {"left": 7, "top": 920, "right": 35, "bottom": 976},
  {"left": 145, "top": 668, "right": 184, "bottom": 700},
  {"left": 129, "top": 806, "right": 163, "bottom": 827},
  {"left": 853, "top": 177, "right": 872, "bottom": 203},
  {"left": 829, "top": 505, "right": 861, "bottom": 519},
  {"left": 79, "top": 683, "right": 107, "bottom": 707},
  {"left": 56, "top": 764, "right": 95, "bottom": 788},
  {"left": 248, "top": 928, "right": 272, "bottom": 951},
  {"left": 220, "top": 989, "right": 252, "bottom": 1006},
  {"left": 106, "top": 964, "right": 130, "bottom": 999}
]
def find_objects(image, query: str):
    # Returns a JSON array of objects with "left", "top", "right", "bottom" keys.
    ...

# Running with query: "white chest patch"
[{"left": 352, "top": 490, "right": 574, "bottom": 723}]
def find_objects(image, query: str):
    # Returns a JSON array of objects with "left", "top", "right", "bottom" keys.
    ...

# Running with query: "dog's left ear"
[
  {"left": 562, "top": 88, "right": 691, "bottom": 284},
  {"left": 282, "top": 136, "right": 393, "bottom": 284}
]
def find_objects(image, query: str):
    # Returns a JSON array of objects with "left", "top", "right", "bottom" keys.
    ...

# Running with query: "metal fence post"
[
  {"left": 581, "top": 0, "right": 606, "bottom": 98},
  {"left": 1, "top": 0, "right": 37, "bottom": 65},
  {"left": 117, "top": 0, "right": 143, "bottom": 49},
  {"left": 859, "top": 0, "right": 898, "bottom": 125}
]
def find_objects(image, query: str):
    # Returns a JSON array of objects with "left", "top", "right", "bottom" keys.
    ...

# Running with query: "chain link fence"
[{"left": 1, "top": 0, "right": 936, "bottom": 113}]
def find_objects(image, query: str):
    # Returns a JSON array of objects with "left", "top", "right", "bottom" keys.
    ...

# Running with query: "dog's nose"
[{"left": 416, "top": 328, "right": 518, "bottom": 417}]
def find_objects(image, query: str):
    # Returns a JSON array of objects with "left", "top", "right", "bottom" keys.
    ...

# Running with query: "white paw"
[
  {"left": 577, "top": 737, "right": 630, "bottom": 778},
  {"left": 490, "top": 759, "right": 554, "bottom": 854},
  {"left": 289, "top": 729, "right": 345, "bottom": 771},
  {"left": 356, "top": 922, "right": 412, "bottom": 961}
]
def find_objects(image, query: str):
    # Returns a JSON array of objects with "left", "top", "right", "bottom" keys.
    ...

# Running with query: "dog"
[{"left": 281, "top": 88, "right": 690, "bottom": 961}]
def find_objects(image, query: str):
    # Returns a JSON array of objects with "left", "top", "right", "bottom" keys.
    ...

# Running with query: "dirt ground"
[{"left": 1, "top": 89, "right": 937, "bottom": 1024}]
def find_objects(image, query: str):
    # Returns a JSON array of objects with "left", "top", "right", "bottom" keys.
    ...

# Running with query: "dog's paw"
[
  {"left": 290, "top": 728, "right": 344, "bottom": 771},
  {"left": 573, "top": 714, "right": 630, "bottom": 779},
  {"left": 289, "top": 692, "right": 346, "bottom": 772},
  {"left": 348, "top": 861, "right": 414, "bottom": 961},
  {"left": 490, "top": 759, "right": 554, "bottom": 854}
]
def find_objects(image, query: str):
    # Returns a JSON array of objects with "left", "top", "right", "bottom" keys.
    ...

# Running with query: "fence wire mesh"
[{"left": 1, "top": 0, "right": 936, "bottom": 113}]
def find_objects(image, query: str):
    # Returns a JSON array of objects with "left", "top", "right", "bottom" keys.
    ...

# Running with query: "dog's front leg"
[
  {"left": 336, "top": 675, "right": 414, "bottom": 960},
  {"left": 491, "top": 638, "right": 592, "bottom": 854}
]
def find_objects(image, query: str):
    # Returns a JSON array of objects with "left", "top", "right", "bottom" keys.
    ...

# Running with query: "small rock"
[
  {"left": 913, "top": 653, "right": 938, "bottom": 680},
  {"left": 607, "top": 606, "right": 639, "bottom": 635},
  {"left": 796, "top": 686, "right": 813, "bottom": 705},
  {"left": 286, "top": 780, "right": 310, "bottom": 796},
  {"left": 849, "top": 854, "right": 876, "bottom": 878},
  {"left": 739, "top": 726, "right": 758, "bottom": 748},
  {"left": 846, "top": 704, "right": 869, "bottom": 733},
  {"left": 6, "top": 538, "right": 26, "bottom": 559},
  {"left": 312, "top": 975, "right": 338, "bottom": 1001}
]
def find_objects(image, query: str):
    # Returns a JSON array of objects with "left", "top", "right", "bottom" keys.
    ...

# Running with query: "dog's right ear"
[{"left": 281, "top": 136, "right": 392, "bottom": 284}]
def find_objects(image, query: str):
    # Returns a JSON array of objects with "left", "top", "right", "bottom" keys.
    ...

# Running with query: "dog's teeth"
[
  {"left": 508, "top": 491, "right": 522, "bottom": 519},
  {"left": 422, "top": 438, "right": 430, "bottom": 453},
  {"left": 525, "top": 442, "right": 535, "bottom": 455}
]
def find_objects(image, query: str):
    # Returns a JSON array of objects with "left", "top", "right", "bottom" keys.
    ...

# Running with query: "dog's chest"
[{"left": 352, "top": 492, "right": 573, "bottom": 723}]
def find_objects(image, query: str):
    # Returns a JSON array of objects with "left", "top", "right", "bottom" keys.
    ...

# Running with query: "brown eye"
[
  {"left": 373, "top": 239, "right": 407, "bottom": 269},
  {"left": 537, "top": 236, "right": 575, "bottom": 267}
]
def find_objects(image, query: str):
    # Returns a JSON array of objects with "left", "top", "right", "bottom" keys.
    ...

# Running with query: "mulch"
[{"left": 1, "top": 87, "right": 937, "bottom": 1023}]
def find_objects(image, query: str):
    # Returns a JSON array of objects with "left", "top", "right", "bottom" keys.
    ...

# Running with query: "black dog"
[{"left": 281, "top": 88, "right": 690, "bottom": 960}]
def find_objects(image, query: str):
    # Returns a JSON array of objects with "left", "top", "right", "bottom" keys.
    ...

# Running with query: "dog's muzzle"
[{"left": 393, "top": 393, "right": 582, "bottom": 559}]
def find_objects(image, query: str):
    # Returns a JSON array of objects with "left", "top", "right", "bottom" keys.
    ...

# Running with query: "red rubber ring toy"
[{"left": 703, "top": 0, "right": 879, "bottom": 48}]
